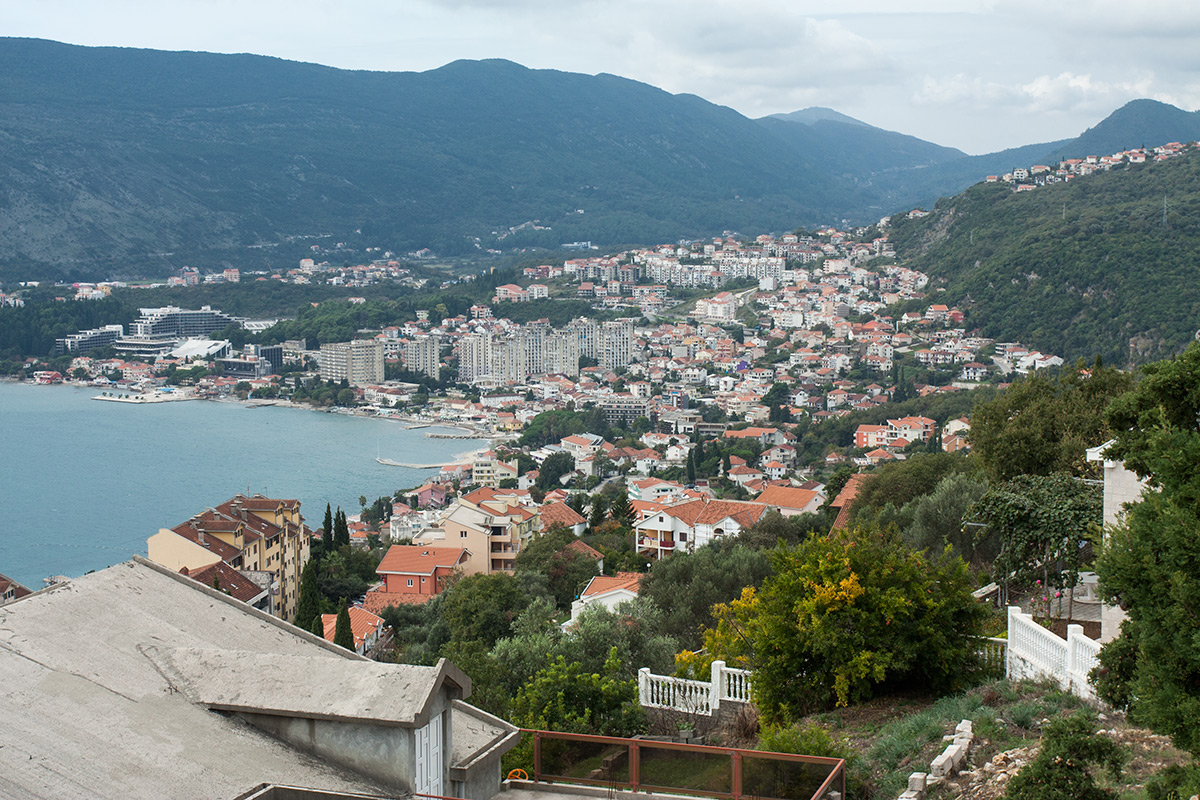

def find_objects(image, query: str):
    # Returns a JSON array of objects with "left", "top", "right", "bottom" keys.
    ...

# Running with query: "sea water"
[{"left": 0, "top": 382, "right": 472, "bottom": 587}]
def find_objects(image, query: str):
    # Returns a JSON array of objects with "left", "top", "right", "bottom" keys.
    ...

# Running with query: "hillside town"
[{"left": 7, "top": 145, "right": 1199, "bottom": 800}]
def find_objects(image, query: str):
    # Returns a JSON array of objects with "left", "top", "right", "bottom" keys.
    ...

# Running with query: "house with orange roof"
[
  {"left": 362, "top": 544, "right": 469, "bottom": 614},
  {"left": 829, "top": 473, "right": 869, "bottom": 531},
  {"left": 727, "top": 464, "right": 764, "bottom": 487},
  {"left": 320, "top": 605, "right": 387, "bottom": 656},
  {"left": 540, "top": 500, "right": 587, "bottom": 536},
  {"left": 634, "top": 497, "right": 769, "bottom": 559},
  {"left": 754, "top": 485, "right": 823, "bottom": 517},
  {"left": 567, "top": 572, "right": 642, "bottom": 626}
]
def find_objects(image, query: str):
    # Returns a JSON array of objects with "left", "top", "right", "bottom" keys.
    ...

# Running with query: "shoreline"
[{"left": 41, "top": 380, "right": 493, "bottom": 437}]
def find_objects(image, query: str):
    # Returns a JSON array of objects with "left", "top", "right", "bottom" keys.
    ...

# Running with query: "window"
[
  {"left": 460, "top": 531, "right": 468, "bottom": 538},
  {"left": 421, "top": 577, "right": 426, "bottom": 583},
  {"left": 407, "top": 579, "right": 414, "bottom": 587}
]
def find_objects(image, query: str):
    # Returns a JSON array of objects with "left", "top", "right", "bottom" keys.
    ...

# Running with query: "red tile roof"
[
  {"left": 181, "top": 562, "right": 266, "bottom": 604},
  {"left": 321, "top": 606, "right": 386, "bottom": 650},
  {"left": 754, "top": 485, "right": 820, "bottom": 512},
  {"left": 540, "top": 501, "right": 586, "bottom": 529},
  {"left": 580, "top": 571, "right": 642, "bottom": 599},
  {"left": 376, "top": 545, "right": 468, "bottom": 577}
]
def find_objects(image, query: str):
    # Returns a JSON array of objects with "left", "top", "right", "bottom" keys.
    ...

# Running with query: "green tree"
[
  {"left": 293, "top": 559, "right": 323, "bottom": 632},
  {"left": 509, "top": 648, "right": 646, "bottom": 737},
  {"left": 686, "top": 449, "right": 696, "bottom": 483},
  {"left": 536, "top": 451, "right": 576, "bottom": 491},
  {"left": 332, "top": 598, "right": 354, "bottom": 650},
  {"left": 515, "top": 527, "right": 600, "bottom": 611},
  {"left": 334, "top": 508, "right": 350, "bottom": 548},
  {"left": 640, "top": 538, "right": 771, "bottom": 647},
  {"left": 969, "top": 472, "right": 1100, "bottom": 612},
  {"left": 608, "top": 494, "right": 634, "bottom": 526},
  {"left": 705, "top": 526, "right": 985, "bottom": 718},
  {"left": 311, "top": 615, "right": 326, "bottom": 638},
  {"left": 322, "top": 503, "right": 333, "bottom": 552},
  {"left": 1096, "top": 342, "right": 1200, "bottom": 756},
  {"left": 588, "top": 496, "right": 607, "bottom": 530},
  {"left": 969, "top": 363, "right": 1133, "bottom": 482},
  {"left": 440, "top": 573, "right": 528, "bottom": 648}
]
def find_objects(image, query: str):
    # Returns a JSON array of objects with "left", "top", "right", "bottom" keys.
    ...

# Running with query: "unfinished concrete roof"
[
  {"left": 0, "top": 558, "right": 431, "bottom": 799},
  {"left": 145, "top": 646, "right": 457, "bottom": 727}
]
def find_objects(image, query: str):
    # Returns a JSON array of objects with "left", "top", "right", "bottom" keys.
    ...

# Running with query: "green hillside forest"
[{"left": 888, "top": 148, "right": 1200, "bottom": 365}]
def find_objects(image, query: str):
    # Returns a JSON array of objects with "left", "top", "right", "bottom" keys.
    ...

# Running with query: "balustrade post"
[
  {"left": 638, "top": 667, "right": 650, "bottom": 707},
  {"left": 1006, "top": 605, "right": 1021, "bottom": 679},
  {"left": 711, "top": 659, "right": 725, "bottom": 711},
  {"left": 1066, "top": 623, "right": 1084, "bottom": 692}
]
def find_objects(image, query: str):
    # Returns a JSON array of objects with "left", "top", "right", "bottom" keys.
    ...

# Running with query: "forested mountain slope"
[{"left": 888, "top": 150, "right": 1200, "bottom": 365}]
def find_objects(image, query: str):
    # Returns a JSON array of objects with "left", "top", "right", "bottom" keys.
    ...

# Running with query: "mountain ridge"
[{"left": 2, "top": 37, "right": 1199, "bottom": 282}]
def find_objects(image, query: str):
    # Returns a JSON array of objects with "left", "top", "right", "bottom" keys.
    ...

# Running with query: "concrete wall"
[{"left": 239, "top": 713, "right": 417, "bottom": 791}]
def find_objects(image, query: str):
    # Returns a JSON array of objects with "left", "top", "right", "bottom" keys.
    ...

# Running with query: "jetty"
[
  {"left": 426, "top": 432, "right": 489, "bottom": 440},
  {"left": 376, "top": 457, "right": 446, "bottom": 469}
]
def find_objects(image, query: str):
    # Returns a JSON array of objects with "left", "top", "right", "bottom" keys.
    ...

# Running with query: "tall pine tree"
[
  {"left": 333, "top": 598, "right": 355, "bottom": 651},
  {"left": 334, "top": 508, "right": 350, "bottom": 548},
  {"left": 321, "top": 503, "right": 333, "bottom": 556},
  {"left": 293, "top": 560, "right": 322, "bottom": 631}
]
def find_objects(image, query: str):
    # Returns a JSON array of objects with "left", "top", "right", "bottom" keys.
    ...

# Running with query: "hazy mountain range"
[{"left": 4, "top": 37, "right": 1200, "bottom": 281}]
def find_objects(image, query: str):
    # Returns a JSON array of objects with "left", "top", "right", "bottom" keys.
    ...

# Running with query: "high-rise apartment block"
[
  {"left": 456, "top": 325, "right": 581, "bottom": 385},
  {"left": 404, "top": 336, "right": 441, "bottom": 381},
  {"left": 319, "top": 339, "right": 385, "bottom": 386}
]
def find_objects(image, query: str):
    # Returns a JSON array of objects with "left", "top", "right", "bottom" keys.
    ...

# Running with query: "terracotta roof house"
[
  {"left": 321, "top": 605, "right": 387, "bottom": 656},
  {"left": 146, "top": 493, "right": 312, "bottom": 621},
  {"left": 180, "top": 561, "right": 272, "bottom": 613},
  {"left": 363, "top": 545, "right": 469, "bottom": 614},
  {"left": 0, "top": 572, "right": 33, "bottom": 604},
  {"left": 634, "top": 498, "right": 769, "bottom": 560},
  {"left": 541, "top": 501, "right": 587, "bottom": 535},
  {"left": 829, "top": 473, "right": 869, "bottom": 531},
  {"left": 754, "top": 485, "right": 823, "bottom": 517},
  {"left": 567, "top": 571, "right": 642, "bottom": 626}
]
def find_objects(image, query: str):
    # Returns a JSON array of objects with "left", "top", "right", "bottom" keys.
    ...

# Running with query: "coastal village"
[{"left": 5, "top": 140, "right": 1198, "bottom": 800}]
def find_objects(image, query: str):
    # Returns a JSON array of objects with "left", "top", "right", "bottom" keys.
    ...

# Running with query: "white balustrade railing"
[
  {"left": 638, "top": 660, "right": 752, "bottom": 716},
  {"left": 719, "top": 664, "right": 753, "bottom": 704},
  {"left": 974, "top": 637, "right": 1007, "bottom": 676},
  {"left": 1006, "top": 605, "right": 1100, "bottom": 701}
]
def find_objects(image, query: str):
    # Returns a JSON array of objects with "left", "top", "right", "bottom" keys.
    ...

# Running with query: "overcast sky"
[{"left": 5, "top": 0, "right": 1199, "bottom": 154}]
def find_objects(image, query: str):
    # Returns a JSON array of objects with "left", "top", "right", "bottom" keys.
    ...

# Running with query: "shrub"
[
  {"left": 704, "top": 526, "right": 986, "bottom": 718},
  {"left": 1005, "top": 711, "right": 1123, "bottom": 800}
]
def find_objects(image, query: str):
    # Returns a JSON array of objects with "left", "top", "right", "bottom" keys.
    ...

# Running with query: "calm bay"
[{"left": 0, "top": 382, "right": 473, "bottom": 588}]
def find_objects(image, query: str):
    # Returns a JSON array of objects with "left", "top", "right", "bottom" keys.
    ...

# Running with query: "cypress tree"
[
  {"left": 589, "top": 496, "right": 606, "bottom": 531},
  {"left": 322, "top": 503, "right": 333, "bottom": 555},
  {"left": 334, "top": 508, "right": 350, "bottom": 548},
  {"left": 687, "top": 450, "right": 696, "bottom": 484},
  {"left": 293, "top": 559, "right": 322, "bottom": 631},
  {"left": 311, "top": 614, "right": 327, "bottom": 639},
  {"left": 333, "top": 599, "right": 354, "bottom": 651}
]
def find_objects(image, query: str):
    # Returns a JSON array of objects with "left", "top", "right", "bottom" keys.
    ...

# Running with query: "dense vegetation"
[{"left": 889, "top": 148, "right": 1200, "bottom": 365}]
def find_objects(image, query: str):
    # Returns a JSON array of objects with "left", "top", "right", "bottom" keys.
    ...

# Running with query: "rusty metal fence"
[{"left": 525, "top": 730, "right": 846, "bottom": 800}]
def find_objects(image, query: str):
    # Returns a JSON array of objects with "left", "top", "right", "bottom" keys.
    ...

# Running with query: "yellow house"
[
  {"left": 146, "top": 494, "right": 312, "bottom": 621},
  {"left": 413, "top": 495, "right": 539, "bottom": 576}
]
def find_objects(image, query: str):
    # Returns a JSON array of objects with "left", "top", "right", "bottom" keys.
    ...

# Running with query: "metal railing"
[{"left": 525, "top": 729, "right": 846, "bottom": 800}]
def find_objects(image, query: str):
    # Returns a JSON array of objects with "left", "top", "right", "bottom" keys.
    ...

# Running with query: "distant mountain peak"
[{"left": 765, "top": 107, "right": 874, "bottom": 129}]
